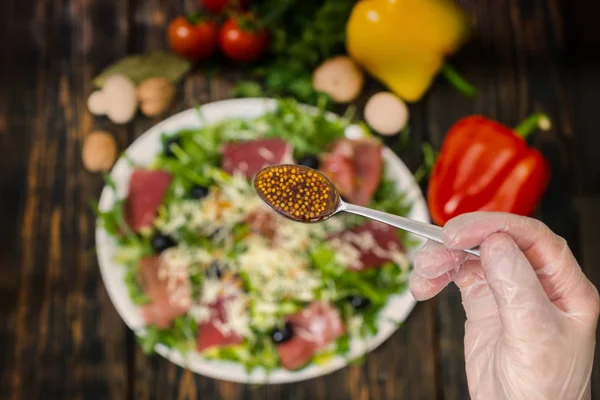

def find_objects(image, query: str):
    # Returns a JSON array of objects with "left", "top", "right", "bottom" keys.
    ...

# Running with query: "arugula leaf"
[
  {"left": 260, "top": 97, "right": 347, "bottom": 157},
  {"left": 125, "top": 266, "right": 150, "bottom": 305},
  {"left": 203, "top": 338, "right": 280, "bottom": 373},
  {"left": 231, "top": 81, "right": 264, "bottom": 98},
  {"left": 370, "top": 175, "right": 413, "bottom": 218},
  {"left": 311, "top": 244, "right": 406, "bottom": 307},
  {"left": 335, "top": 334, "right": 351, "bottom": 355},
  {"left": 414, "top": 143, "right": 439, "bottom": 183},
  {"left": 139, "top": 315, "right": 198, "bottom": 355}
]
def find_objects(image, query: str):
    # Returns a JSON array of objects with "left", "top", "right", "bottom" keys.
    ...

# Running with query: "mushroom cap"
[
  {"left": 87, "top": 91, "right": 107, "bottom": 116},
  {"left": 82, "top": 130, "right": 118, "bottom": 172},
  {"left": 312, "top": 56, "right": 364, "bottom": 103},
  {"left": 103, "top": 74, "right": 138, "bottom": 124},
  {"left": 137, "top": 77, "right": 176, "bottom": 117},
  {"left": 364, "top": 92, "right": 409, "bottom": 136}
]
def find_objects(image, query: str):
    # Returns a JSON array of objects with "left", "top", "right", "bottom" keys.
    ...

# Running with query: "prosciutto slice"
[
  {"left": 139, "top": 256, "right": 192, "bottom": 329},
  {"left": 277, "top": 302, "right": 345, "bottom": 370},
  {"left": 319, "top": 152, "right": 355, "bottom": 199},
  {"left": 221, "top": 138, "right": 293, "bottom": 178},
  {"left": 319, "top": 138, "right": 383, "bottom": 206},
  {"left": 196, "top": 298, "right": 243, "bottom": 352},
  {"left": 328, "top": 221, "right": 405, "bottom": 271},
  {"left": 125, "top": 169, "right": 172, "bottom": 232}
]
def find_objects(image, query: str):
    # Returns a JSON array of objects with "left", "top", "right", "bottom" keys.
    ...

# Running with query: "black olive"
[
  {"left": 190, "top": 185, "right": 209, "bottom": 199},
  {"left": 163, "top": 136, "right": 181, "bottom": 157},
  {"left": 151, "top": 233, "right": 176, "bottom": 253},
  {"left": 297, "top": 155, "right": 319, "bottom": 170},
  {"left": 206, "top": 261, "right": 223, "bottom": 279},
  {"left": 348, "top": 295, "right": 371, "bottom": 310},
  {"left": 271, "top": 322, "right": 294, "bottom": 344}
]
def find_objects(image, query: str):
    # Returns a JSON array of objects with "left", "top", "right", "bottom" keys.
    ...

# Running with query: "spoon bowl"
[{"left": 253, "top": 164, "right": 341, "bottom": 223}]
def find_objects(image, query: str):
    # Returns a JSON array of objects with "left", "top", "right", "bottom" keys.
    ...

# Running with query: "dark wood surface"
[{"left": 2, "top": 0, "right": 599, "bottom": 399}]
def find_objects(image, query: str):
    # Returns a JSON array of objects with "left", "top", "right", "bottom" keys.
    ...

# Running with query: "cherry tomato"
[
  {"left": 218, "top": 18, "right": 269, "bottom": 62},
  {"left": 201, "top": 0, "right": 248, "bottom": 14},
  {"left": 167, "top": 16, "right": 218, "bottom": 61}
]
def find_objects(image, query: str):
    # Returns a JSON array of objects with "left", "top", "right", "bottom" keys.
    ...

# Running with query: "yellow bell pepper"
[{"left": 346, "top": 0, "right": 471, "bottom": 102}]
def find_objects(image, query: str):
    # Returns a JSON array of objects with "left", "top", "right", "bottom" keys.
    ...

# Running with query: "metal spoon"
[{"left": 253, "top": 164, "right": 480, "bottom": 257}]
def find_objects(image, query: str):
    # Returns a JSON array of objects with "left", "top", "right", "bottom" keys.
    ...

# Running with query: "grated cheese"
[
  {"left": 201, "top": 278, "right": 222, "bottom": 305},
  {"left": 158, "top": 248, "right": 193, "bottom": 307},
  {"left": 257, "top": 146, "right": 274, "bottom": 160},
  {"left": 330, "top": 229, "right": 408, "bottom": 271},
  {"left": 223, "top": 294, "right": 252, "bottom": 338},
  {"left": 329, "top": 237, "right": 363, "bottom": 268},
  {"left": 147, "top": 165, "right": 408, "bottom": 343},
  {"left": 189, "top": 304, "right": 212, "bottom": 323}
]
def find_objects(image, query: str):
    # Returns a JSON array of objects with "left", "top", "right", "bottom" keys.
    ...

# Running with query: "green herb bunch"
[{"left": 233, "top": 0, "right": 358, "bottom": 103}]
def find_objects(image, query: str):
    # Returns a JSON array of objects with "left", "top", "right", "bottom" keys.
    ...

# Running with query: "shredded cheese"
[
  {"left": 149, "top": 167, "right": 408, "bottom": 343},
  {"left": 189, "top": 304, "right": 212, "bottom": 323},
  {"left": 257, "top": 146, "right": 275, "bottom": 160}
]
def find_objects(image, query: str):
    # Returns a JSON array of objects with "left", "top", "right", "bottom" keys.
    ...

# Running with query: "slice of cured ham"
[
  {"left": 277, "top": 302, "right": 345, "bottom": 370},
  {"left": 328, "top": 221, "right": 405, "bottom": 271},
  {"left": 351, "top": 140, "right": 384, "bottom": 206},
  {"left": 196, "top": 298, "right": 243, "bottom": 352},
  {"left": 319, "top": 152, "right": 355, "bottom": 199},
  {"left": 139, "top": 256, "right": 192, "bottom": 329},
  {"left": 319, "top": 138, "right": 383, "bottom": 206},
  {"left": 125, "top": 169, "right": 172, "bottom": 232},
  {"left": 221, "top": 138, "right": 293, "bottom": 178}
]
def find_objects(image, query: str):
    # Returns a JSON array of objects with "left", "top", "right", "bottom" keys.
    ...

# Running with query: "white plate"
[{"left": 96, "top": 98, "right": 430, "bottom": 384}]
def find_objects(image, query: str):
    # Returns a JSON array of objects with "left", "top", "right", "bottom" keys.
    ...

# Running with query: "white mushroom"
[
  {"left": 87, "top": 90, "right": 107, "bottom": 116},
  {"left": 364, "top": 92, "right": 409, "bottom": 136},
  {"left": 102, "top": 74, "right": 139, "bottom": 124},
  {"left": 312, "top": 56, "right": 364, "bottom": 103}
]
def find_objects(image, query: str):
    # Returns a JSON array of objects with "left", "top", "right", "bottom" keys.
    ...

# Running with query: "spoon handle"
[{"left": 343, "top": 203, "right": 480, "bottom": 257}]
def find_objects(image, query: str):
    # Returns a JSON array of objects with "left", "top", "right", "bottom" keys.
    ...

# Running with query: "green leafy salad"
[{"left": 96, "top": 98, "right": 416, "bottom": 373}]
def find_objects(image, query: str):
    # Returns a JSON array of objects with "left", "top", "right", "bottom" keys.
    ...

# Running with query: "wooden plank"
[
  {"left": 560, "top": 1, "right": 600, "bottom": 396},
  {"left": 2, "top": 0, "right": 132, "bottom": 398},
  {"left": 64, "top": 0, "right": 133, "bottom": 398},
  {"left": 0, "top": 1, "right": 27, "bottom": 397},
  {"left": 563, "top": 0, "right": 600, "bottom": 196}
]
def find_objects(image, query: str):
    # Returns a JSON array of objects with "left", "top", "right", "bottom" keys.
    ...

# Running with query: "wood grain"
[
  {"left": 1, "top": 0, "right": 600, "bottom": 399},
  {"left": 3, "top": 0, "right": 131, "bottom": 398}
]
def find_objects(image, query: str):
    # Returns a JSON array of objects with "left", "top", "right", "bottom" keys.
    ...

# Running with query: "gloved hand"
[{"left": 409, "top": 212, "right": 599, "bottom": 400}]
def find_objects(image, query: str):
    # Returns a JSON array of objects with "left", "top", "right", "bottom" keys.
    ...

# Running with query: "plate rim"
[{"left": 95, "top": 97, "right": 429, "bottom": 384}]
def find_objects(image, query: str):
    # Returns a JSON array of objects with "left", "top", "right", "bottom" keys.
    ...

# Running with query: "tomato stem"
[
  {"left": 441, "top": 64, "right": 477, "bottom": 97},
  {"left": 514, "top": 112, "right": 552, "bottom": 138},
  {"left": 186, "top": 12, "right": 207, "bottom": 25}
]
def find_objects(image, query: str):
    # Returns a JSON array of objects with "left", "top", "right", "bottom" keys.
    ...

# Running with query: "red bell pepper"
[{"left": 428, "top": 113, "right": 552, "bottom": 226}]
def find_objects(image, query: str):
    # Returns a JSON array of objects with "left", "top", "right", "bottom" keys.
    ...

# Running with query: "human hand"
[{"left": 409, "top": 212, "right": 599, "bottom": 400}]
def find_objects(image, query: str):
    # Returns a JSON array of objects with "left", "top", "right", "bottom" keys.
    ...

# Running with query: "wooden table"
[{"left": 2, "top": 0, "right": 599, "bottom": 399}]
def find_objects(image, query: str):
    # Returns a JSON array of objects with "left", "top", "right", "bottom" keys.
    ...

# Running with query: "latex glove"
[{"left": 409, "top": 212, "right": 599, "bottom": 400}]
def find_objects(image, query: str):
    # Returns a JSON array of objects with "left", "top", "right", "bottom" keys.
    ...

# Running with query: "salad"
[{"left": 96, "top": 98, "right": 416, "bottom": 373}]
